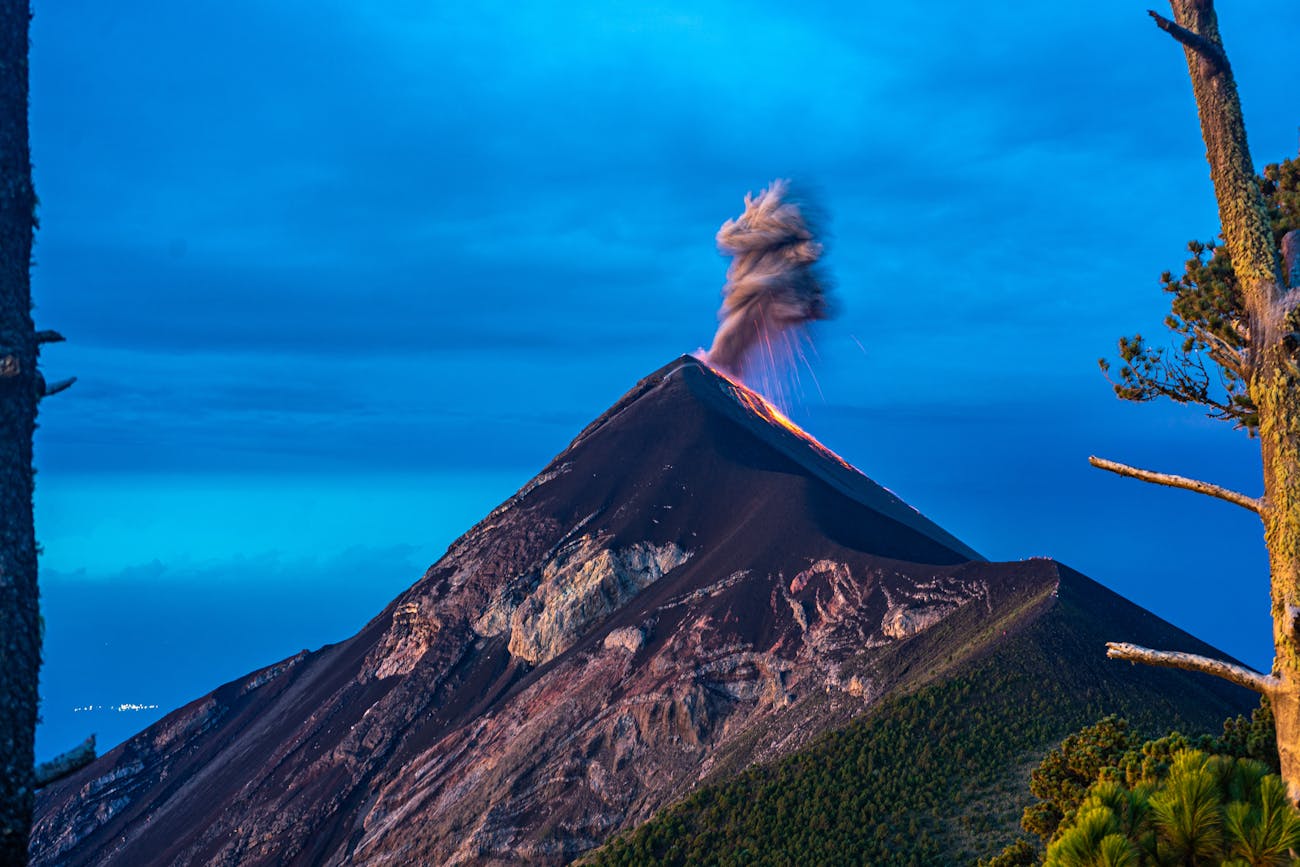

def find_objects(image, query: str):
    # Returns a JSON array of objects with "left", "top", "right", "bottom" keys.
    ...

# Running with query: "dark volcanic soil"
[{"left": 30, "top": 356, "right": 1253, "bottom": 866}]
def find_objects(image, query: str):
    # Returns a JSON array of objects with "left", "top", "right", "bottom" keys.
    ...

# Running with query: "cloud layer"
[{"left": 27, "top": 1, "right": 1297, "bottom": 757}]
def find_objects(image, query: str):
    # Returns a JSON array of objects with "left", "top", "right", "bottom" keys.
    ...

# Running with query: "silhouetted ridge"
[{"left": 31, "top": 357, "right": 1250, "bottom": 867}]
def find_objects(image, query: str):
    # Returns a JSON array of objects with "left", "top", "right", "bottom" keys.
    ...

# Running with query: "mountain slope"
[
  {"left": 585, "top": 565, "right": 1254, "bottom": 866},
  {"left": 30, "top": 356, "right": 1253, "bottom": 865}
]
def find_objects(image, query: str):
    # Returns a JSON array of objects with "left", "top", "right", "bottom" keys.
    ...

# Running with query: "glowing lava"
[{"left": 704, "top": 361, "right": 857, "bottom": 474}]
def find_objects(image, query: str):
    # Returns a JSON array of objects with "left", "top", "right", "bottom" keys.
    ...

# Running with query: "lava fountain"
[{"left": 700, "top": 179, "right": 833, "bottom": 407}]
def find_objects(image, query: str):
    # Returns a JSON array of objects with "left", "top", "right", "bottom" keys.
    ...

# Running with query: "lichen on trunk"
[
  {"left": 1255, "top": 359, "right": 1300, "bottom": 798},
  {"left": 1096, "top": 0, "right": 1300, "bottom": 803}
]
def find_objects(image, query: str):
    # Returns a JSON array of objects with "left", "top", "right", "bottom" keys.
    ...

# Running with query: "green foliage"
[
  {"left": 983, "top": 697, "right": 1285, "bottom": 866},
  {"left": 1219, "top": 695, "right": 1282, "bottom": 772},
  {"left": 585, "top": 670, "right": 1008, "bottom": 867},
  {"left": 1021, "top": 717, "right": 1141, "bottom": 843},
  {"left": 1224, "top": 774, "right": 1300, "bottom": 865},
  {"left": 1043, "top": 750, "right": 1300, "bottom": 867},
  {"left": 1044, "top": 792, "right": 1145, "bottom": 867},
  {"left": 1263, "top": 158, "right": 1300, "bottom": 242},
  {"left": 981, "top": 838, "right": 1038, "bottom": 867},
  {"left": 1008, "top": 696, "right": 1274, "bottom": 852},
  {"left": 1099, "top": 156, "right": 1300, "bottom": 432},
  {"left": 583, "top": 580, "right": 1250, "bottom": 867}
]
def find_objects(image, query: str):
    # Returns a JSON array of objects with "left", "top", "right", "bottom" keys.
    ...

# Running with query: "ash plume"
[{"left": 702, "top": 180, "right": 833, "bottom": 384}]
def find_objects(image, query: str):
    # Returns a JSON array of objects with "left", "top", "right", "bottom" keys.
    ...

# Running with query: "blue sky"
[{"left": 28, "top": 1, "right": 1298, "bottom": 758}]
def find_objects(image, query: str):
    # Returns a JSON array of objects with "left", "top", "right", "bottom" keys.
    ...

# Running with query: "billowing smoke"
[{"left": 702, "top": 180, "right": 833, "bottom": 389}]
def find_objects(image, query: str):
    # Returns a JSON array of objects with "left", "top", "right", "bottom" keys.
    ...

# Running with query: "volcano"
[{"left": 30, "top": 356, "right": 1253, "bottom": 865}]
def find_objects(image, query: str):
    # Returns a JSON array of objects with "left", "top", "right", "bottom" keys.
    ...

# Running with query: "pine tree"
[{"left": 1089, "top": 0, "right": 1300, "bottom": 801}]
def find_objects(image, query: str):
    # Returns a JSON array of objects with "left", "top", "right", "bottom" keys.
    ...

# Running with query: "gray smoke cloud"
[{"left": 702, "top": 179, "right": 832, "bottom": 383}]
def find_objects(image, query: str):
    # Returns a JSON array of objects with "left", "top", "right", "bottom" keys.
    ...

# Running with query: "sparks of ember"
[
  {"left": 701, "top": 179, "right": 833, "bottom": 395},
  {"left": 708, "top": 364, "right": 856, "bottom": 474}
]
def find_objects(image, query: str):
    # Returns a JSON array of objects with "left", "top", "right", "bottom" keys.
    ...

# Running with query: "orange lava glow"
[{"left": 707, "top": 364, "right": 857, "bottom": 473}]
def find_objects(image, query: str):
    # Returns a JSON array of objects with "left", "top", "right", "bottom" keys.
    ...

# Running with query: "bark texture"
[
  {"left": 1088, "top": 455, "right": 1262, "bottom": 513},
  {"left": 1106, "top": 641, "right": 1278, "bottom": 694},
  {"left": 1256, "top": 361, "right": 1300, "bottom": 798},
  {"left": 1107, "top": 0, "right": 1300, "bottom": 800},
  {"left": 0, "top": 0, "right": 38, "bottom": 863},
  {"left": 1164, "top": 0, "right": 1300, "bottom": 799}
]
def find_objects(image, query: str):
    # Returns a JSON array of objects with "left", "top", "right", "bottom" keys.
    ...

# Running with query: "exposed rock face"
[
  {"left": 477, "top": 535, "right": 692, "bottom": 665},
  {"left": 879, "top": 576, "right": 988, "bottom": 640},
  {"left": 373, "top": 603, "right": 439, "bottom": 680},
  {"left": 603, "top": 626, "right": 645, "bottom": 654},
  {"left": 26, "top": 356, "right": 1250, "bottom": 866}
]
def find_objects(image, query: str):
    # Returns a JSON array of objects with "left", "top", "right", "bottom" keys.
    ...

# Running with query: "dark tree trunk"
[{"left": 0, "top": 1, "right": 39, "bottom": 863}]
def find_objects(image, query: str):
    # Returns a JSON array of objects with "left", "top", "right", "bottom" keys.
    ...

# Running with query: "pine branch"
[
  {"left": 1089, "top": 455, "right": 1263, "bottom": 513},
  {"left": 1191, "top": 324, "right": 1247, "bottom": 378},
  {"left": 1103, "top": 334, "right": 1255, "bottom": 428},
  {"left": 1107, "top": 641, "right": 1277, "bottom": 695},
  {"left": 40, "top": 376, "right": 75, "bottom": 398},
  {"left": 33, "top": 735, "right": 95, "bottom": 788}
]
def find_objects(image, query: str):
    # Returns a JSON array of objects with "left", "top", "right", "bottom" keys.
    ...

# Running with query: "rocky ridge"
[{"left": 30, "top": 356, "right": 1253, "bottom": 866}]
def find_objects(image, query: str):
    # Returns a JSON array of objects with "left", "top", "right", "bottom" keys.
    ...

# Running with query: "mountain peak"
[
  {"left": 31, "top": 357, "right": 1248, "bottom": 867},
  {"left": 567, "top": 354, "right": 982, "bottom": 563}
]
